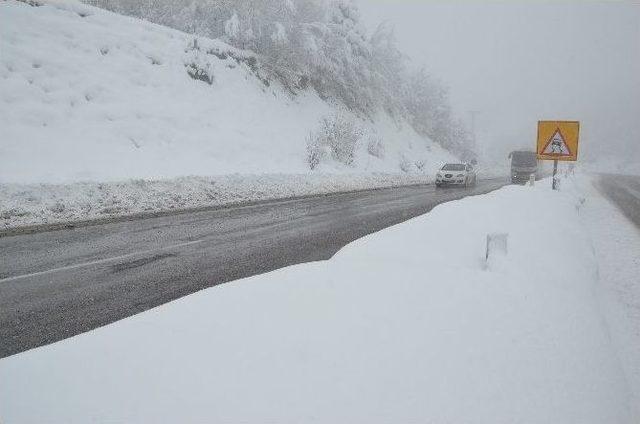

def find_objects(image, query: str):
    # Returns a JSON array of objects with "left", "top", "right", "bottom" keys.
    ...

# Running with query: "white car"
[{"left": 435, "top": 163, "right": 477, "bottom": 188}]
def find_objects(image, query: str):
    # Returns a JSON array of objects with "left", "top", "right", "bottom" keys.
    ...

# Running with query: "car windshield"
[
  {"left": 442, "top": 164, "right": 466, "bottom": 171},
  {"left": 511, "top": 152, "right": 537, "bottom": 166}
]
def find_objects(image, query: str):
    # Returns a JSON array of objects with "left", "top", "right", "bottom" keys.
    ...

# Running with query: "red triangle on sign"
[{"left": 541, "top": 128, "right": 572, "bottom": 156}]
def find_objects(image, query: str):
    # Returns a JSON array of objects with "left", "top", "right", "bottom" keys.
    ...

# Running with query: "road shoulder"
[{"left": 580, "top": 174, "right": 640, "bottom": 422}]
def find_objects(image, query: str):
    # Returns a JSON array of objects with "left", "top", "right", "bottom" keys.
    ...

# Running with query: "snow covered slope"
[{"left": 0, "top": 0, "right": 455, "bottom": 184}]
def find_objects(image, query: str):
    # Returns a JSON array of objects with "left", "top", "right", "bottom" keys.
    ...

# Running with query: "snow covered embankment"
[
  {"left": 0, "top": 173, "right": 434, "bottom": 231},
  {"left": 0, "top": 176, "right": 633, "bottom": 423}
]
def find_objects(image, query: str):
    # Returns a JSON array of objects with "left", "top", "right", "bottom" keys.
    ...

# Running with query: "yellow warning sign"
[{"left": 537, "top": 121, "right": 580, "bottom": 161}]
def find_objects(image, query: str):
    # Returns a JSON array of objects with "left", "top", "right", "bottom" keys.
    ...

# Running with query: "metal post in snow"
[{"left": 552, "top": 159, "right": 558, "bottom": 190}]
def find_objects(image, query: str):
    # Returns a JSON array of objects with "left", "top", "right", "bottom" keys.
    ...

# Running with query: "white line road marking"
[{"left": 0, "top": 239, "right": 205, "bottom": 284}]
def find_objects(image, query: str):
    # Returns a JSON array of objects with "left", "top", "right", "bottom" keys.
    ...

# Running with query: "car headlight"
[{"left": 456, "top": 173, "right": 464, "bottom": 177}]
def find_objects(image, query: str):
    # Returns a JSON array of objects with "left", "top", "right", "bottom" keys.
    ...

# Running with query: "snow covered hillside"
[
  {"left": 1, "top": 175, "right": 635, "bottom": 423},
  {"left": 0, "top": 0, "right": 455, "bottom": 185}
]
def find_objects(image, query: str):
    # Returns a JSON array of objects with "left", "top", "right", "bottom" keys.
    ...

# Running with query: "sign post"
[{"left": 536, "top": 121, "right": 580, "bottom": 190}]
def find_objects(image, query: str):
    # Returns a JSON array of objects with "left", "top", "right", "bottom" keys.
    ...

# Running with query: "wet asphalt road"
[
  {"left": 0, "top": 179, "right": 507, "bottom": 358},
  {"left": 595, "top": 174, "right": 640, "bottom": 229}
]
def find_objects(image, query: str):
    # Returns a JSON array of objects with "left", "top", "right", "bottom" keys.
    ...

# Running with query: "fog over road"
[{"left": 0, "top": 179, "right": 506, "bottom": 358}]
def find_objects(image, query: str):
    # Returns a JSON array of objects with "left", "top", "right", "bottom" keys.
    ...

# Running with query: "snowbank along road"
[{"left": 0, "top": 179, "right": 506, "bottom": 358}]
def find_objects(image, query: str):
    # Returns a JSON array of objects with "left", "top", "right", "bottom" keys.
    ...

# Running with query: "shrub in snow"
[
  {"left": 184, "top": 39, "right": 214, "bottom": 85},
  {"left": 186, "top": 37, "right": 271, "bottom": 87},
  {"left": 366, "top": 133, "right": 385, "bottom": 159},
  {"left": 306, "top": 138, "right": 323, "bottom": 170},
  {"left": 23, "top": 0, "right": 94, "bottom": 17},
  {"left": 271, "top": 22, "right": 287, "bottom": 45},
  {"left": 399, "top": 155, "right": 413, "bottom": 173},
  {"left": 47, "top": 202, "right": 65, "bottom": 214},
  {"left": 306, "top": 114, "right": 361, "bottom": 169},
  {"left": 224, "top": 12, "right": 240, "bottom": 40},
  {"left": 415, "top": 159, "right": 426, "bottom": 172},
  {"left": 16, "top": 0, "right": 42, "bottom": 6},
  {"left": 0, "top": 208, "right": 29, "bottom": 220},
  {"left": 185, "top": 62, "right": 213, "bottom": 85}
]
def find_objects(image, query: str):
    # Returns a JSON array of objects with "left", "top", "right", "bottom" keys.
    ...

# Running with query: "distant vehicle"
[
  {"left": 435, "top": 163, "right": 477, "bottom": 188},
  {"left": 509, "top": 150, "right": 539, "bottom": 184}
]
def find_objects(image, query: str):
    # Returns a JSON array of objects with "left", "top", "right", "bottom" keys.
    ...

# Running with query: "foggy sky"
[{"left": 360, "top": 1, "right": 640, "bottom": 165}]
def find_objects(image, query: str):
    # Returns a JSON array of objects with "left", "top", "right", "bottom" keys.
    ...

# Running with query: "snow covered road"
[
  {"left": 595, "top": 173, "right": 640, "bottom": 230},
  {"left": 0, "top": 178, "right": 506, "bottom": 358},
  {"left": 588, "top": 173, "right": 640, "bottom": 418}
]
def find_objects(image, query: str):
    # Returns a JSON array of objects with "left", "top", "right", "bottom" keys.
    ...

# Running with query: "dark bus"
[{"left": 509, "top": 150, "right": 538, "bottom": 184}]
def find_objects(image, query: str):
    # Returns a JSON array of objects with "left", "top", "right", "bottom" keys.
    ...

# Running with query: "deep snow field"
[
  {"left": 0, "top": 0, "right": 455, "bottom": 185},
  {"left": 1, "top": 174, "right": 638, "bottom": 423}
]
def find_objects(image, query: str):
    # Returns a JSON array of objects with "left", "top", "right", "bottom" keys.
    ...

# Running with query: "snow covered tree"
[{"left": 82, "top": 0, "right": 476, "bottom": 157}]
